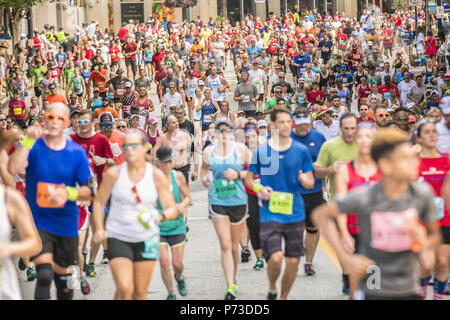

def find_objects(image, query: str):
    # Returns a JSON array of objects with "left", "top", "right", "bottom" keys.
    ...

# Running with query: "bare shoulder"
[{"left": 103, "top": 165, "right": 120, "bottom": 181}]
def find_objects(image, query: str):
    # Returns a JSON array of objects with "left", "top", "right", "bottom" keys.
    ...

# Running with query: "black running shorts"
[
  {"left": 259, "top": 221, "right": 305, "bottom": 261},
  {"left": 302, "top": 191, "right": 326, "bottom": 229},
  {"left": 31, "top": 229, "right": 78, "bottom": 268},
  {"left": 209, "top": 204, "right": 248, "bottom": 225}
]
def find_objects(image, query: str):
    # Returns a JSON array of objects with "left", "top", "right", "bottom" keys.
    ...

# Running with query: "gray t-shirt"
[
  {"left": 234, "top": 83, "right": 258, "bottom": 111},
  {"left": 336, "top": 181, "right": 437, "bottom": 298}
]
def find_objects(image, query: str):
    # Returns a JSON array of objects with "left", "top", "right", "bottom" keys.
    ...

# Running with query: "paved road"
[{"left": 15, "top": 56, "right": 448, "bottom": 300}]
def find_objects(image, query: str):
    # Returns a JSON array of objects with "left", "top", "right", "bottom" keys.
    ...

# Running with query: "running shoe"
[
  {"left": 167, "top": 293, "right": 176, "bottom": 300},
  {"left": 26, "top": 266, "right": 37, "bottom": 281},
  {"left": 225, "top": 284, "right": 237, "bottom": 300},
  {"left": 267, "top": 292, "right": 277, "bottom": 300},
  {"left": 86, "top": 262, "right": 97, "bottom": 277},
  {"left": 101, "top": 252, "right": 109, "bottom": 264},
  {"left": 241, "top": 247, "right": 251, "bottom": 263},
  {"left": 80, "top": 276, "right": 91, "bottom": 295},
  {"left": 18, "top": 258, "right": 26, "bottom": 271},
  {"left": 304, "top": 263, "right": 316, "bottom": 276},
  {"left": 176, "top": 275, "right": 188, "bottom": 296},
  {"left": 253, "top": 258, "right": 264, "bottom": 271}
]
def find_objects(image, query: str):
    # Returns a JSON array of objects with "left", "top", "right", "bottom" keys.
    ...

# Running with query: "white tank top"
[
  {"left": 0, "top": 185, "right": 22, "bottom": 300},
  {"left": 106, "top": 162, "right": 159, "bottom": 243}
]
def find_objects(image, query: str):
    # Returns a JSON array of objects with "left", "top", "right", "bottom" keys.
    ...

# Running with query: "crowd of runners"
[{"left": 0, "top": 5, "right": 450, "bottom": 301}]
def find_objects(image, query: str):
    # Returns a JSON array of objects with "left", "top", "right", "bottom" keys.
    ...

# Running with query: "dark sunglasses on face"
[
  {"left": 0, "top": 118, "right": 6, "bottom": 122},
  {"left": 117, "top": 125, "right": 127, "bottom": 129},
  {"left": 396, "top": 117, "right": 409, "bottom": 122},
  {"left": 123, "top": 143, "right": 142, "bottom": 151},
  {"left": 215, "top": 128, "right": 233, "bottom": 134}
]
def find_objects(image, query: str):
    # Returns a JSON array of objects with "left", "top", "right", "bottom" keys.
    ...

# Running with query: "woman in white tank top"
[
  {"left": 92, "top": 130, "right": 179, "bottom": 300},
  {"left": 0, "top": 182, "right": 42, "bottom": 300}
]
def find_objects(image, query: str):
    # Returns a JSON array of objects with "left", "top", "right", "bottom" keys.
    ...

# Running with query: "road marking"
[{"left": 318, "top": 236, "right": 342, "bottom": 271}]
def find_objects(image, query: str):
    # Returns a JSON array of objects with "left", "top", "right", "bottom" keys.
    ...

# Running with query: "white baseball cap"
[
  {"left": 257, "top": 120, "right": 268, "bottom": 128},
  {"left": 293, "top": 114, "right": 311, "bottom": 125}
]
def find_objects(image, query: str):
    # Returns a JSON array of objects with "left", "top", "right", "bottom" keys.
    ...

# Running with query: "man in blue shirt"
[
  {"left": 247, "top": 38, "right": 261, "bottom": 63},
  {"left": 292, "top": 47, "right": 311, "bottom": 78},
  {"left": 245, "top": 108, "right": 315, "bottom": 300},
  {"left": 8, "top": 102, "right": 94, "bottom": 300},
  {"left": 290, "top": 108, "right": 326, "bottom": 276}
]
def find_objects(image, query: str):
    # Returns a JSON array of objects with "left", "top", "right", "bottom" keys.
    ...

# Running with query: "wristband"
[
  {"left": 161, "top": 212, "right": 167, "bottom": 221},
  {"left": 66, "top": 186, "right": 78, "bottom": 202},
  {"left": 22, "top": 134, "right": 36, "bottom": 150},
  {"left": 253, "top": 183, "right": 263, "bottom": 193}
]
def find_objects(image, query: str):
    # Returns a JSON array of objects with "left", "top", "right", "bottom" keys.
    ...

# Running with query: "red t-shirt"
[
  {"left": 9, "top": 99, "right": 27, "bottom": 120},
  {"left": 118, "top": 28, "right": 129, "bottom": 41},
  {"left": 109, "top": 46, "right": 120, "bottom": 63},
  {"left": 50, "top": 68, "right": 61, "bottom": 78},
  {"left": 107, "top": 130, "right": 125, "bottom": 165},
  {"left": 70, "top": 132, "right": 114, "bottom": 185},
  {"left": 152, "top": 50, "right": 166, "bottom": 71},
  {"left": 89, "top": 69, "right": 109, "bottom": 92},
  {"left": 418, "top": 154, "right": 450, "bottom": 227},
  {"left": 84, "top": 48, "right": 94, "bottom": 61},
  {"left": 155, "top": 70, "right": 166, "bottom": 83},
  {"left": 383, "top": 29, "right": 393, "bottom": 44},
  {"left": 124, "top": 42, "right": 137, "bottom": 61},
  {"left": 306, "top": 90, "right": 324, "bottom": 105},
  {"left": 46, "top": 93, "right": 67, "bottom": 105},
  {"left": 34, "top": 36, "right": 41, "bottom": 49},
  {"left": 378, "top": 84, "right": 400, "bottom": 99},
  {"left": 357, "top": 116, "right": 375, "bottom": 123}
]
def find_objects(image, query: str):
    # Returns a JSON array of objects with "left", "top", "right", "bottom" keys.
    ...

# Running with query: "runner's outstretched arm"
[{"left": 312, "top": 201, "right": 374, "bottom": 279}]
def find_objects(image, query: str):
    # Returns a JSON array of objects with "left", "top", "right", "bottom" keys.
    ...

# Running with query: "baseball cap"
[
  {"left": 257, "top": 120, "right": 268, "bottom": 128},
  {"left": 116, "top": 68, "right": 124, "bottom": 74},
  {"left": 431, "top": 90, "right": 440, "bottom": 96},
  {"left": 214, "top": 117, "right": 234, "bottom": 129},
  {"left": 70, "top": 109, "right": 80, "bottom": 119},
  {"left": 440, "top": 96, "right": 450, "bottom": 115},
  {"left": 340, "top": 64, "right": 347, "bottom": 70},
  {"left": 188, "top": 69, "right": 194, "bottom": 76},
  {"left": 198, "top": 80, "right": 205, "bottom": 85},
  {"left": 125, "top": 82, "right": 132, "bottom": 88},
  {"left": 252, "top": 60, "right": 259, "bottom": 65},
  {"left": 99, "top": 112, "right": 114, "bottom": 125},
  {"left": 147, "top": 116, "right": 157, "bottom": 125},
  {"left": 156, "top": 146, "right": 173, "bottom": 162},
  {"left": 255, "top": 110, "right": 264, "bottom": 115},
  {"left": 368, "top": 41, "right": 373, "bottom": 46},
  {"left": 293, "top": 113, "right": 310, "bottom": 125}
]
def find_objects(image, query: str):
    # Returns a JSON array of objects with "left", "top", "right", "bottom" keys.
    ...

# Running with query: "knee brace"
[
  {"left": 306, "top": 228, "right": 318, "bottom": 234},
  {"left": 35, "top": 264, "right": 53, "bottom": 300},
  {"left": 54, "top": 273, "right": 74, "bottom": 300}
]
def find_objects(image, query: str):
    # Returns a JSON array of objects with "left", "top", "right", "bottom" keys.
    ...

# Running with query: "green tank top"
[{"left": 158, "top": 170, "right": 186, "bottom": 236}]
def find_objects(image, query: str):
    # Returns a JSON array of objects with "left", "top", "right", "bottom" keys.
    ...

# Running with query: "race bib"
[
  {"left": 383, "top": 92, "right": 391, "bottom": 100},
  {"left": 188, "top": 89, "right": 195, "bottom": 97},
  {"left": 13, "top": 107, "right": 22, "bottom": 115},
  {"left": 370, "top": 208, "right": 417, "bottom": 252},
  {"left": 253, "top": 79, "right": 261, "bottom": 87},
  {"left": 214, "top": 179, "right": 237, "bottom": 198},
  {"left": 203, "top": 114, "right": 213, "bottom": 123},
  {"left": 242, "top": 95, "right": 251, "bottom": 103},
  {"left": 210, "top": 82, "right": 219, "bottom": 89},
  {"left": 339, "top": 40, "right": 344, "bottom": 45},
  {"left": 434, "top": 197, "right": 444, "bottom": 220},
  {"left": 97, "top": 82, "right": 104, "bottom": 88},
  {"left": 269, "top": 191, "right": 293, "bottom": 215},
  {"left": 74, "top": 85, "right": 81, "bottom": 93},
  {"left": 36, "top": 182, "right": 66, "bottom": 208},
  {"left": 297, "top": 97, "right": 305, "bottom": 104}
]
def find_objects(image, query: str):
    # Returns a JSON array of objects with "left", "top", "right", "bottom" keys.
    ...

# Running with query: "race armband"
[
  {"left": 253, "top": 183, "right": 263, "bottom": 193},
  {"left": 22, "top": 134, "right": 36, "bottom": 150},
  {"left": 65, "top": 186, "right": 78, "bottom": 201}
]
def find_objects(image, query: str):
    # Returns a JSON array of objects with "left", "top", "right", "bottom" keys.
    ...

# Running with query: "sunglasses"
[
  {"left": 123, "top": 143, "right": 142, "bottom": 151},
  {"left": 396, "top": 117, "right": 409, "bottom": 122},
  {"left": 215, "top": 128, "right": 234, "bottom": 133},
  {"left": 117, "top": 125, "right": 127, "bottom": 129},
  {"left": 101, "top": 124, "right": 113, "bottom": 129},
  {"left": 45, "top": 112, "right": 67, "bottom": 122},
  {"left": 275, "top": 91, "right": 282, "bottom": 93},
  {"left": 131, "top": 185, "right": 142, "bottom": 204},
  {"left": 360, "top": 108, "right": 369, "bottom": 112},
  {"left": 332, "top": 115, "right": 339, "bottom": 118},
  {"left": 0, "top": 118, "right": 6, "bottom": 122},
  {"left": 77, "top": 119, "right": 91, "bottom": 125}
]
